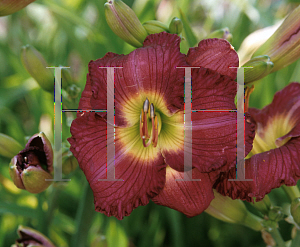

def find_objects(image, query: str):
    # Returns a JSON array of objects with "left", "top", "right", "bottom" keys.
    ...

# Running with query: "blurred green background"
[{"left": 0, "top": 0, "right": 300, "bottom": 246}]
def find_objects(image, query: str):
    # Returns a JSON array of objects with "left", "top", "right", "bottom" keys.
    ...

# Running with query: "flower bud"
[
  {"left": 252, "top": 5, "right": 300, "bottom": 72},
  {"left": 205, "top": 190, "right": 263, "bottom": 231},
  {"left": 291, "top": 198, "right": 300, "bottom": 226},
  {"left": 242, "top": 55, "right": 274, "bottom": 84},
  {"left": 66, "top": 84, "right": 81, "bottom": 99},
  {"left": 253, "top": 196, "right": 272, "bottom": 215},
  {"left": 21, "top": 45, "right": 54, "bottom": 93},
  {"left": 169, "top": 17, "right": 183, "bottom": 35},
  {"left": 143, "top": 20, "right": 169, "bottom": 35},
  {"left": 62, "top": 149, "right": 78, "bottom": 175},
  {"left": 104, "top": 0, "right": 148, "bottom": 48},
  {"left": 9, "top": 132, "right": 53, "bottom": 194},
  {"left": 61, "top": 67, "right": 73, "bottom": 88},
  {"left": 0, "top": 133, "right": 23, "bottom": 158},
  {"left": 268, "top": 206, "right": 285, "bottom": 222},
  {"left": 12, "top": 225, "right": 56, "bottom": 247},
  {"left": 0, "top": 0, "right": 36, "bottom": 16},
  {"left": 206, "top": 27, "right": 232, "bottom": 43}
]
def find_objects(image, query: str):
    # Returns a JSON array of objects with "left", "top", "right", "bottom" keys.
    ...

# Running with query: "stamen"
[
  {"left": 150, "top": 103, "right": 155, "bottom": 118},
  {"left": 143, "top": 98, "right": 149, "bottom": 113},
  {"left": 140, "top": 99, "right": 160, "bottom": 148}
]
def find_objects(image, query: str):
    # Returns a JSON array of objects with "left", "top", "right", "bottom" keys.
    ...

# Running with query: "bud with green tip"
[
  {"left": 0, "top": 133, "right": 23, "bottom": 158},
  {"left": 21, "top": 45, "right": 54, "bottom": 92},
  {"left": 205, "top": 190, "right": 263, "bottom": 231},
  {"left": 104, "top": 0, "right": 148, "bottom": 48},
  {"left": 242, "top": 55, "right": 274, "bottom": 84},
  {"left": 66, "top": 84, "right": 81, "bottom": 99},
  {"left": 252, "top": 5, "right": 300, "bottom": 72},
  {"left": 62, "top": 149, "right": 78, "bottom": 175},
  {"left": 0, "top": 0, "right": 36, "bottom": 16},
  {"left": 268, "top": 206, "right": 285, "bottom": 222},
  {"left": 12, "top": 225, "right": 56, "bottom": 247},
  {"left": 252, "top": 196, "right": 272, "bottom": 216},
  {"left": 143, "top": 20, "right": 169, "bottom": 35},
  {"left": 9, "top": 132, "right": 53, "bottom": 194},
  {"left": 206, "top": 27, "right": 232, "bottom": 43},
  {"left": 291, "top": 198, "right": 300, "bottom": 226},
  {"left": 169, "top": 17, "right": 183, "bottom": 35}
]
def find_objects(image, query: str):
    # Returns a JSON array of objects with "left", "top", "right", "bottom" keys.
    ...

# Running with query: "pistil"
[{"left": 140, "top": 99, "right": 159, "bottom": 147}]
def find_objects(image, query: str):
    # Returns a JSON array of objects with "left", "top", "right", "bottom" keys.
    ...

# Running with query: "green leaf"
[
  {"left": 0, "top": 201, "right": 37, "bottom": 218},
  {"left": 179, "top": 8, "right": 198, "bottom": 47}
]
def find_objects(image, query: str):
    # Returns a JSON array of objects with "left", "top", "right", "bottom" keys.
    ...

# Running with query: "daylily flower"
[
  {"left": 68, "top": 32, "right": 255, "bottom": 219},
  {"left": 215, "top": 83, "right": 300, "bottom": 203}
]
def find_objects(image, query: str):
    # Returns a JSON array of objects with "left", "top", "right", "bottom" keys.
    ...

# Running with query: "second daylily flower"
[
  {"left": 216, "top": 82, "right": 300, "bottom": 202},
  {"left": 68, "top": 32, "right": 255, "bottom": 219}
]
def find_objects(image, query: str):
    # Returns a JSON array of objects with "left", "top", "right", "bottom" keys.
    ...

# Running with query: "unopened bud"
[
  {"left": 243, "top": 55, "right": 274, "bottom": 84},
  {"left": 291, "top": 198, "right": 300, "bottom": 226},
  {"left": 169, "top": 17, "right": 183, "bottom": 35},
  {"left": 66, "top": 84, "right": 81, "bottom": 99},
  {"left": 21, "top": 45, "right": 54, "bottom": 92},
  {"left": 143, "top": 98, "right": 149, "bottom": 113},
  {"left": 205, "top": 190, "right": 263, "bottom": 231},
  {"left": 253, "top": 196, "right": 272, "bottom": 215},
  {"left": 206, "top": 27, "right": 232, "bottom": 43},
  {"left": 143, "top": 20, "right": 169, "bottom": 35},
  {"left": 62, "top": 150, "right": 78, "bottom": 175},
  {"left": 9, "top": 132, "right": 53, "bottom": 194},
  {"left": 0, "top": 133, "right": 23, "bottom": 158},
  {"left": 12, "top": 225, "right": 56, "bottom": 247},
  {"left": 252, "top": 5, "right": 300, "bottom": 72},
  {"left": 0, "top": 0, "right": 36, "bottom": 16},
  {"left": 61, "top": 67, "right": 73, "bottom": 88},
  {"left": 104, "top": 0, "right": 148, "bottom": 47},
  {"left": 268, "top": 206, "right": 284, "bottom": 222}
]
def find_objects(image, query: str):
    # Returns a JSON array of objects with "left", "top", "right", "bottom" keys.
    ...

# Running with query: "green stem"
[
  {"left": 37, "top": 192, "right": 48, "bottom": 235},
  {"left": 243, "top": 212, "right": 264, "bottom": 231},
  {"left": 269, "top": 228, "right": 286, "bottom": 247},
  {"left": 282, "top": 185, "right": 300, "bottom": 201},
  {"left": 70, "top": 180, "right": 95, "bottom": 247},
  {"left": 291, "top": 229, "right": 300, "bottom": 247}
]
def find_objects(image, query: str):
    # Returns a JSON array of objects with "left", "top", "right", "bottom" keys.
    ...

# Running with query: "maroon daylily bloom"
[
  {"left": 68, "top": 32, "right": 254, "bottom": 219},
  {"left": 215, "top": 82, "right": 300, "bottom": 202}
]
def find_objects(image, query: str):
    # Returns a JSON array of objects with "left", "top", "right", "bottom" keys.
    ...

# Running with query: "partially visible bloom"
[
  {"left": 9, "top": 132, "right": 53, "bottom": 194},
  {"left": 252, "top": 5, "right": 300, "bottom": 72},
  {"left": 0, "top": 0, "right": 35, "bottom": 16},
  {"left": 215, "top": 83, "right": 300, "bottom": 203},
  {"left": 12, "top": 225, "right": 56, "bottom": 247},
  {"left": 104, "top": 0, "right": 148, "bottom": 47},
  {"left": 21, "top": 45, "right": 54, "bottom": 93},
  {"left": 68, "top": 32, "right": 255, "bottom": 219}
]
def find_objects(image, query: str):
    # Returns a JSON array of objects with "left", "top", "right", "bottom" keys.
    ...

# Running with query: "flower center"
[{"left": 139, "top": 98, "right": 162, "bottom": 148}]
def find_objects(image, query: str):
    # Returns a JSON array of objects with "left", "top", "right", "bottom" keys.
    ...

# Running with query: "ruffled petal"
[
  {"left": 215, "top": 137, "right": 300, "bottom": 202},
  {"left": 186, "top": 38, "right": 239, "bottom": 80},
  {"left": 88, "top": 32, "right": 187, "bottom": 127},
  {"left": 152, "top": 166, "right": 215, "bottom": 217},
  {"left": 68, "top": 112, "right": 166, "bottom": 220}
]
